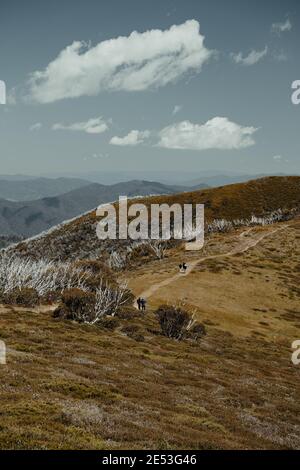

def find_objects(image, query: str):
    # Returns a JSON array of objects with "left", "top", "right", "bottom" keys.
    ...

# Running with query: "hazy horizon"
[{"left": 0, "top": 169, "right": 298, "bottom": 186}]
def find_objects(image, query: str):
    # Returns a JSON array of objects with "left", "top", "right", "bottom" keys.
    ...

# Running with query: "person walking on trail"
[
  {"left": 141, "top": 298, "right": 147, "bottom": 312},
  {"left": 137, "top": 297, "right": 142, "bottom": 310},
  {"left": 179, "top": 262, "right": 187, "bottom": 273}
]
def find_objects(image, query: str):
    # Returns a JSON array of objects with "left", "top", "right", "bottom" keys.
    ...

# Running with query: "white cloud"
[
  {"left": 27, "top": 20, "right": 213, "bottom": 103},
  {"left": 272, "top": 50, "right": 288, "bottom": 62},
  {"left": 0, "top": 80, "right": 6, "bottom": 105},
  {"left": 52, "top": 117, "right": 109, "bottom": 134},
  {"left": 29, "top": 122, "right": 42, "bottom": 131},
  {"left": 110, "top": 130, "right": 150, "bottom": 146},
  {"left": 92, "top": 152, "right": 109, "bottom": 159},
  {"left": 157, "top": 117, "right": 258, "bottom": 150},
  {"left": 273, "top": 155, "right": 282, "bottom": 160},
  {"left": 271, "top": 18, "right": 292, "bottom": 35},
  {"left": 231, "top": 46, "right": 268, "bottom": 66},
  {"left": 6, "top": 88, "right": 16, "bottom": 105},
  {"left": 172, "top": 105, "right": 182, "bottom": 115},
  {"left": 83, "top": 152, "right": 109, "bottom": 161}
]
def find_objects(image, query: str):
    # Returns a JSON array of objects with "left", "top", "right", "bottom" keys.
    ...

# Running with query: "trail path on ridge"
[{"left": 135, "top": 225, "right": 288, "bottom": 306}]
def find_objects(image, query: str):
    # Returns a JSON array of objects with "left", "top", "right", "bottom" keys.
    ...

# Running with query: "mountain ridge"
[
  {"left": 0, "top": 176, "right": 91, "bottom": 201},
  {"left": 8, "top": 176, "right": 300, "bottom": 261},
  {"left": 0, "top": 180, "right": 195, "bottom": 238}
]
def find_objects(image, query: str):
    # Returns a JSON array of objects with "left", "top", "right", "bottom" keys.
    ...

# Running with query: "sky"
[{"left": 0, "top": 0, "right": 299, "bottom": 181}]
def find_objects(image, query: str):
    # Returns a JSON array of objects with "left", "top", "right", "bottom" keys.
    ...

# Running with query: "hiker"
[
  {"left": 137, "top": 297, "right": 142, "bottom": 310},
  {"left": 141, "top": 298, "right": 147, "bottom": 312},
  {"left": 179, "top": 262, "right": 187, "bottom": 273}
]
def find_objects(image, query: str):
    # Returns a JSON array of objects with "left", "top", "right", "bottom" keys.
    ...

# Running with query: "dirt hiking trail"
[{"left": 135, "top": 225, "right": 288, "bottom": 306}]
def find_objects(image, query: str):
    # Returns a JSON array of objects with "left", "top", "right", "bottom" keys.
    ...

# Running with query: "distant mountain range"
[
  {"left": 0, "top": 177, "right": 91, "bottom": 201},
  {"left": 0, "top": 171, "right": 297, "bottom": 240},
  {"left": 0, "top": 171, "right": 294, "bottom": 193},
  {"left": 184, "top": 173, "right": 288, "bottom": 188},
  {"left": 0, "top": 180, "right": 195, "bottom": 237}
]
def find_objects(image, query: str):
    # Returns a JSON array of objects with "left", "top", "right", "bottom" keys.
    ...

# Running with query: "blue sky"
[{"left": 0, "top": 0, "right": 299, "bottom": 180}]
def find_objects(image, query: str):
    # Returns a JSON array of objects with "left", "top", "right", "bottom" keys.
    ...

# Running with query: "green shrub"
[
  {"left": 155, "top": 304, "right": 196, "bottom": 340},
  {"left": 41, "top": 291, "right": 61, "bottom": 304},
  {"left": 84, "top": 273, "right": 117, "bottom": 293},
  {"left": 2, "top": 288, "right": 39, "bottom": 307},
  {"left": 129, "top": 244, "right": 154, "bottom": 261},
  {"left": 115, "top": 306, "right": 141, "bottom": 320},
  {"left": 98, "top": 317, "right": 119, "bottom": 330},
  {"left": 155, "top": 305, "right": 207, "bottom": 341},
  {"left": 185, "top": 323, "right": 207, "bottom": 341},
  {"left": 73, "top": 260, "right": 118, "bottom": 292},
  {"left": 53, "top": 288, "right": 95, "bottom": 322},
  {"left": 74, "top": 259, "right": 113, "bottom": 277}
]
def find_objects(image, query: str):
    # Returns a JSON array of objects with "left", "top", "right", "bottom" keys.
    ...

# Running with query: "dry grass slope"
[{"left": 1, "top": 217, "right": 300, "bottom": 449}]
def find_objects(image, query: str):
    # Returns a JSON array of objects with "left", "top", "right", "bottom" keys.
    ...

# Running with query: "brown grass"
[{"left": 1, "top": 218, "right": 300, "bottom": 449}]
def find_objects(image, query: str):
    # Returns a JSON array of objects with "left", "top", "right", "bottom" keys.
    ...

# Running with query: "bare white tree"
[
  {"left": 0, "top": 253, "right": 88, "bottom": 296},
  {"left": 91, "top": 280, "right": 130, "bottom": 323},
  {"left": 108, "top": 251, "right": 127, "bottom": 270},
  {"left": 206, "top": 209, "right": 295, "bottom": 234},
  {"left": 148, "top": 240, "right": 168, "bottom": 260}
]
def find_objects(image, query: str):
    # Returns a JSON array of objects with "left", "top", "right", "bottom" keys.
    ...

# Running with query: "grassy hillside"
[
  {"left": 138, "top": 176, "right": 300, "bottom": 221},
  {"left": 9, "top": 176, "right": 300, "bottom": 261},
  {"left": 1, "top": 219, "right": 300, "bottom": 449}
]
